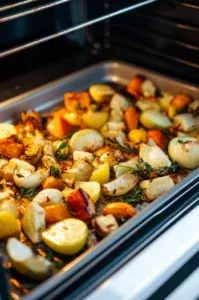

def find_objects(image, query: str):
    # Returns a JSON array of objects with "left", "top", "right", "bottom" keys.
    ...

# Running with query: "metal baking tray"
[{"left": 1, "top": 61, "right": 199, "bottom": 300}]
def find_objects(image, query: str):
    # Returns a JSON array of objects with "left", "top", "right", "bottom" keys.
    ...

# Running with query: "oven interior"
[{"left": 0, "top": 0, "right": 199, "bottom": 299}]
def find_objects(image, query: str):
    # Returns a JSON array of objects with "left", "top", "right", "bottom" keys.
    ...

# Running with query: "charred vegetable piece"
[
  {"left": 0, "top": 139, "right": 24, "bottom": 158},
  {"left": 7, "top": 238, "right": 54, "bottom": 280},
  {"left": 92, "top": 214, "right": 118, "bottom": 236},
  {"left": 45, "top": 203, "right": 71, "bottom": 223},
  {"left": 171, "top": 93, "right": 192, "bottom": 111},
  {"left": 75, "top": 181, "right": 101, "bottom": 203},
  {"left": 42, "top": 218, "right": 88, "bottom": 255},
  {"left": 67, "top": 188, "right": 95, "bottom": 222},
  {"left": 103, "top": 202, "right": 136, "bottom": 219}
]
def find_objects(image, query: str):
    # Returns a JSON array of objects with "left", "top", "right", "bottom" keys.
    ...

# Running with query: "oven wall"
[{"left": 101, "top": 0, "right": 199, "bottom": 84}]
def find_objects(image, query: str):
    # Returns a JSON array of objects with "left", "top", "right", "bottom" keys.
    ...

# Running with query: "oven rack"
[{"left": 0, "top": 0, "right": 158, "bottom": 58}]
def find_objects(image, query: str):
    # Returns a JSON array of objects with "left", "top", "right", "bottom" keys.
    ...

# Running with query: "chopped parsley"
[
  {"left": 50, "top": 166, "right": 61, "bottom": 178},
  {"left": 19, "top": 187, "right": 39, "bottom": 200}
]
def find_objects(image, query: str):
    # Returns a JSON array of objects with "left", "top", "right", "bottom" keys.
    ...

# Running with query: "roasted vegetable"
[
  {"left": 0, "top": 139, "right": 24, "bottom": 158},
  {"left": 75, "top": 181, "right": 101, "bottom": 203},
  {"left": 92, "top": 214, "right": 118, "bottom": 236},
  {"left": 42, "top": 218, "right": 88, "bottom": 255},
  {"left": 129, "top": 129, "right": 147, "bottom": 144},
  {"left": 7, "top": 238, "right": 54, "bottom": 279},
  {"left": 90, "top": 163, "right": 110, "bottom": 185},
  {"left": 139, "top": 144, "right": 171, "bottom": 169},
  {"left": 67, "top": 188, "right": 95, "bottom": 221},
  {"left": 147, "top": 130, "right": 168, "bottom": 150},
  {"left": 102, "top": 173, "right": 138, "bottom": 196},
  {"left": 124, "top": 107, "right": 140, "bottom": 131},
  {"left": 168, "top": 137, "right": 199, "bottom": 169},
  {"left": 47, "top": 116, "right": 73, "bottom": 138},
  {"left": 45, "top": 203, "right": 71, "bottom": 223},
  {"left": 89, "top": 84, "right": 115, "bottom": 103},
  {"left": 0, "top": 123, "right": 16, "bottom": 139},
  {"left": 70, "top": 129, "right": 104, "bottom": 152},
  {"left": 22, "top": 202, "right": 46, "bottom": 243},
  {"left": 140, "top": 176, "right": 175, "bottom": 201},
  {"left": 42, "top": 176, "right": 65, "bottom": 190},
  {"left": 140, "top": 110, "right": 172, "bottom": 129},
  {"left": 0, "top": 211, "right": 19, "bottom": 239},
  {"left": 82, "top": 111, "right": 108, "bottom": 129},
  {"left": 64, "top": 92, "right": 90, "bottom": 112},
  {"left": 103, "top": 202, "right": 136, "bottom": 219},
  {"left": 127, "top": 76, "right": 143, "bottom": 98}
]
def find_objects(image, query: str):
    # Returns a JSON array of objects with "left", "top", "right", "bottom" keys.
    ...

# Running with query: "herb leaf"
[
  {"left": 19, "top": 187, "right": 39, "bottom": 200},
  {"left": 60, "top": 128, "right": 78, "bottom": 140},
  {"left": 55, "top": 142, "right": 68, "bottom": 160},
  {"left": 121, "top": 186, "right": 145, "bottom": 204},
  {"left": 50, "top": 167, "right": 61, "bottom": 178}
]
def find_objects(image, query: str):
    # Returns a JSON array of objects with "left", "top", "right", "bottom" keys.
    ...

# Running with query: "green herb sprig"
[
  {"left": 50, "top": 166, "right": 61, "bottom": 178},
  {"left": 19, "top": 187, "right": 39, "bottom": 200},
  {"left": 121, "top": 186, "right": 145, "bottom": 204},
  {"left": 55, "top": 142, "right": 68, "bottom": 160}
]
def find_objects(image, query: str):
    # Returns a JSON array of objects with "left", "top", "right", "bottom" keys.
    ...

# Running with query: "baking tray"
[{"left": 1, "top": 60, "right": 199, "bottom": 300}]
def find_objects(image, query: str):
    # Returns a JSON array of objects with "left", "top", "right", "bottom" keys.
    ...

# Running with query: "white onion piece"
[
  {"left": 173, "top": 113, "right": 199, "bottom": 132},
  {"left": 168, "top": 137, "right": 199, "bottom": 169},
  {"left": 139, "top": 144, "right": 171, "bottom": 169},
  {"left": 140, "top": 110, "right": 172, "bottom": 129}
]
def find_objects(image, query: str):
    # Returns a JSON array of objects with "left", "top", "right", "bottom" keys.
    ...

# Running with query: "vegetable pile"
[{"left": 0, "top": 76, "right": 198, "bottom": 292}]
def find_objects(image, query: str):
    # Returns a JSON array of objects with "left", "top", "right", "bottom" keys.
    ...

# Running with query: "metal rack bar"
[
  {"left": 0, "top": 0, "right": 158, "bottom": 58},
  {"left": 0, "top": 0, "right": 39, "bottom": 13},
  {"left": 0, "top": 0, "right": 71, "bottom": 23}
]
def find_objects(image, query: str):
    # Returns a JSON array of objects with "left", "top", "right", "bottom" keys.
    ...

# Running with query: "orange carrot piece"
[
  {"left": 171, "top": 94, "right": 191, "bottom": 111},
  {"left": 42, "top": 176, "right": 65, "bottom": 190},
  {"left": 0, "top": 139, "right": 24, "bottom": 158},
  {"left": 47, "top": 116, "right": 73, "bottom": 138},
  {"left": 45, "top": 203, "right": 71, "bottom": 223},
  {"left": 103, "top": 202, "right": 136, "bottom": 219},
  {"left": 64, "top": 92, "right": 90, "bottom": 112},
  {"left": 53, "top": 108, "right": 67, "bottom": 117},
  {"left": 124, "top": 106, "right": 140, "bottom": 131},
  {"left": 147, "top": 130, "right": 168, "bottom": 150},
  {"left": 127, "top": 76, "right": 143, "bottom": 99}
]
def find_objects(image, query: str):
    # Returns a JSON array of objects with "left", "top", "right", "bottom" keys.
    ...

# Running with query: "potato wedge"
[
  {"left": 82, "top": 111, "right": 108, "bottom": 129},
  {"left": 7, "top": 238, "right": 54, "bottom": 280},
  {"left": 42, "top": 218, "right": 88, "bottom": 255},
  {"left": 89, "top": 84, "right": 115, "bottom": 103},
  {"left": 73, "top": 150, "right": 94, "bottom": 163},
  {"left": 140, "top": 175, "right": 175, "bottom": 201},
  {"left": 22, "top": 202, "right": 45, "bottom": 243},
  {"left": 92, "top": 214, "right": 118, "bottom": 236}
]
